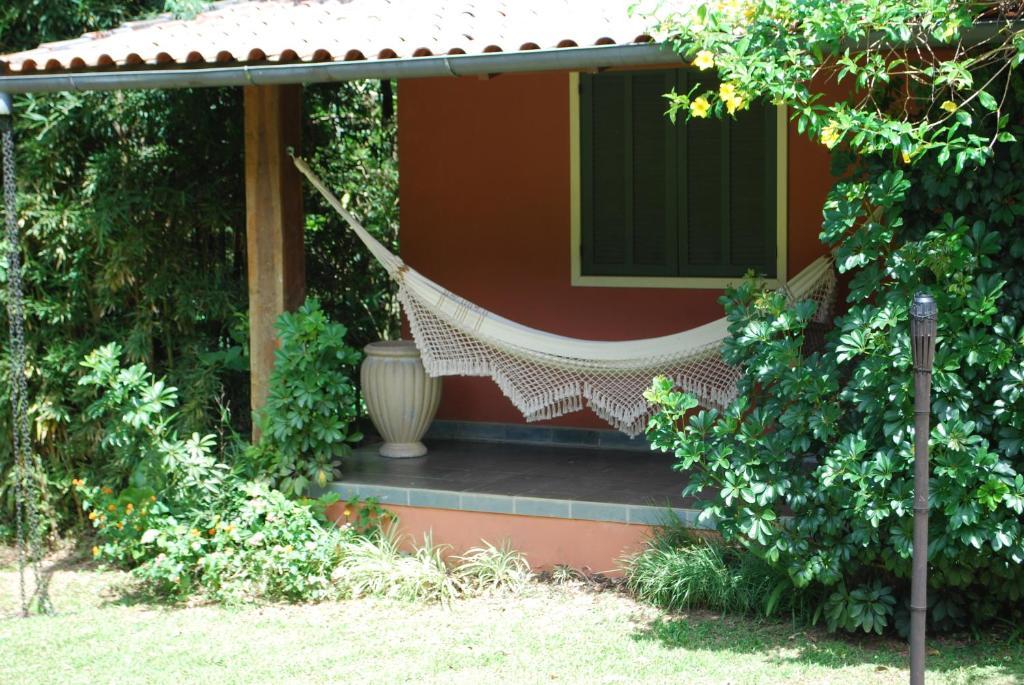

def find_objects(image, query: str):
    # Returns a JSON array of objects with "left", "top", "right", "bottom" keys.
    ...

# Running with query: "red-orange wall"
[{"left": 397, "top": 71, "right": 833, "bottom": 428}]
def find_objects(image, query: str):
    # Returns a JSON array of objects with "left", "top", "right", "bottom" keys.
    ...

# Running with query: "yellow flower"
[
  {"left": 343, "top": 508, "right": 352, "bottom": 517},
  {"left": 940, "top": 100, "right": 958, "bottom": 113},
  {"left": 88, "top": 510, "right": 98, "bottom": 521},
  {"left": 725, "top": 94, "right": 745, "bottom": 114},
  {"left": 190, "top": 528, "right": 201, "bottom": 537},
  {"left": 116, "top": 521, "right": 124, "bottom": 530},
  {"left": 717, "top": 83, "right": 745, "bottom": 115},
  {"left": 101, "top": 487, "right": 113, "bottom": 495},
  {"left": 208, "top": 528, "right": 217, "bottom": 536},
  {"left": 107, "top": 503, "right": 117, "bottom": 512},
  {"left": 716, "top": 0, "right": 744, "bottom": 17},
  {"left": 150, "top": 495, "right": 157, "bottom": 502},
  {"left": 92, "top": 545, "right": 100, "bottom": 557},
  {"left": 820, "top": 125, "right": 841, "bottom": 149},
  {"left": 689, "top": 96, "right": 711, "bottom": 119},
  {"left": 693, "top": 50, "right": 715, "bottom": 71},
  {"left": 226, "top": 523, "right": 236, "bottom": 533},
  {"left": 125, "top": 503, "right": 134, "bottom": 514},
  {"left": 71, "top": 478, "right": 84, "bottom": 488}
]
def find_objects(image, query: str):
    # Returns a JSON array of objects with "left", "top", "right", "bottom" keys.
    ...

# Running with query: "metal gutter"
[{"left": 0, "top": 43, "right": 681, "bottom": 94}]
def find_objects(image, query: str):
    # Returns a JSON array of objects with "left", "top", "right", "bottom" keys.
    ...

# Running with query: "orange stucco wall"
[
  {"left": 397, "top": 71, "right": 833, "bottom": 428},
  {"left": 327, "top": 501, "right": 654, "bottom": 575}
]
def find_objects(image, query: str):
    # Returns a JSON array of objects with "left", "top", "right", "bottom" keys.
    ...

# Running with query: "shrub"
[
  {"left": 74, "top": 344, "right": 361, "bottom": 603},
  {"left": 247, "top": 298, "right": 363, "bottom": 497},
  {"left": 0, "top": 3, "right": 398, "bottom": 535},
  {"left": 78, "top": 342, "right": 228, "bottom": 509},
  {"left": 643, "top": 0, "right": 1024, "bottom": 637},
  {"left": 624, "top": 526, "right": 809, "bottom": 620},
  {"left": 646, "top": 148, "right": 1024, "bottom": 635},
  {"left": 79, "top": 477, "right": 354, "bottom": 603},
  {"left": 133, "top": 483, "right": 352, "bottom": 602}
]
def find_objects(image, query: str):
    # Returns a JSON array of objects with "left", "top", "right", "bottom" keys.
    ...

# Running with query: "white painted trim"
[{"left": 569, "top": 71, "right": 789, "bottom": 290}]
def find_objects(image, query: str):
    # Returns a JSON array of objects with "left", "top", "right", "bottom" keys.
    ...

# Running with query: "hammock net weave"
[{"left": 293, "top": 156, "right": 836, "bottom": 436}]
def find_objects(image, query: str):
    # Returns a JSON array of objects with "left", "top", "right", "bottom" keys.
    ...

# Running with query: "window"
[{"left": 571, "top": 69, "right": 786, "bottom": 288}]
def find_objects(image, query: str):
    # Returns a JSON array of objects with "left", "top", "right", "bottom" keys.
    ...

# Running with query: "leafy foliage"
[
  {"left": 643, "top": 0, "right": 1024, "bottom": 635},
  {"left": 72, "top": 346, "right": 360, "bottom": 602},
  {"left": 332, "top": 527, "right": 462, "bottom": 603},
  {"left": 0, "top": 2, "right": 398, "bottom": 533},
  {"left": 79, "top": 477, "right": 356, "bottom": 603},
  {"left": 78, "top": 343, "right": 228, "bottom": 503},
  {"left": 246, "top": 298, "right": 363, "bottom": 498},
  {"left": 646, "top": 137, "right": 1024, "bottom": 633},
  {"left": 644, "top": 0, "right": 1022, "bottom": 169}
]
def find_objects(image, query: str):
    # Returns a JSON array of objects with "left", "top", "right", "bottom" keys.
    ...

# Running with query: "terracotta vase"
[{"left": 360, "top": 340, "right": 441, "bottom": 458}]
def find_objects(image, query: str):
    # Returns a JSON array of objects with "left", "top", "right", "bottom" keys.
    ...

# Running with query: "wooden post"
[{"left": 244, "top": 84, "right": 305, "bottom": 435}]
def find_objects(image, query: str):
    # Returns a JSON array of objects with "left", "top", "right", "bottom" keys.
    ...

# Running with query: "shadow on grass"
[
  {"left": 633, "top": 613, "right": 1024, "bottom": 679},
  {"left": 100, "top": 582, "right": 188, "bottom": 609}
]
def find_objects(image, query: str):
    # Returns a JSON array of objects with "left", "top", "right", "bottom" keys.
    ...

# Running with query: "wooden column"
[{"left": 244, "top": 84, "right": 305, "bottom": 430}]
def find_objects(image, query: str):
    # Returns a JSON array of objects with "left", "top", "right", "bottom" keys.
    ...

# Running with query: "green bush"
[
  {"left": 74, "top": 344, "right": 359, "bottom": 602},
  {"left": 247, "top": 298, "right": 363, "bottom": 497},
  {"left": 646, "top": 138, "right": 1024, "bottom": 634},
  {"left": 78, "top": 476, "right": 354, "bottom": 603},
  {"left": 642, "top": 0, "right": 1024, "bottom": 638},
  {"left": 0, "top": 3, "right": 398, "bottom": 535},
  {"left": 78, "top": 343, "right": 228, "bottom": 506}
]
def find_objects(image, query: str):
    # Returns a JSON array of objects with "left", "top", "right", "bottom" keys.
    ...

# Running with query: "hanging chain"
[{"left": 3, "top": 117, "right": 51, "bottom": 616}]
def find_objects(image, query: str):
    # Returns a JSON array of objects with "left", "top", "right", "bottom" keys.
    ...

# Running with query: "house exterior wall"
[
  {"left": 397, "top": 71, "right": 833, "bottom": 429},
  {"left": 326, "top": 501, "right": 656, "bottom": 575}
]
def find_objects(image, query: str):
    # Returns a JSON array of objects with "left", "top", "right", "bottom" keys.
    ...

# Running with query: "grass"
[
  {"left": 623, "top": 525, "right": 814, "bottom": 620},
  {"left": 2, "top": 548, "right": 1022, "bottom": 685}
]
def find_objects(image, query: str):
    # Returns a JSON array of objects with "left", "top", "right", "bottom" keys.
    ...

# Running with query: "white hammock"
[{"left": 292, "top": 156, "right": 836, "bottom": 436}]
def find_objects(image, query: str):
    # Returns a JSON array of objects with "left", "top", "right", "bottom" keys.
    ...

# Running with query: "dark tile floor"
[{"left": 345, "top": 439, "right": 700, "bottom": 508}]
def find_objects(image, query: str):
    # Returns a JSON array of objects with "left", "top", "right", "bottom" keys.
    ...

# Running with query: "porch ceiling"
[{"left": 0, "top": 0, "right": 667, "bottom": 76}]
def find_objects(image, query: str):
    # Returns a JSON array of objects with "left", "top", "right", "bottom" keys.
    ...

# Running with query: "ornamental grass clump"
[
  {"left": 624, "top": 526, "right": 806, "bottom": 619},
  {"left": 332, "top": 529, "right": 534, "bottom": 603},
  {"left": 332, "top": 527, "right": 460, "bottom": 603},
  {"left": 454, "top": 540, "right": 534, "bottom": 594}
]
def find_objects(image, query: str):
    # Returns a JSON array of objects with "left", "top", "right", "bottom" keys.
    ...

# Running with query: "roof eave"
[{"left": 0, "top": 43, "right": 681, "bottom": 94}]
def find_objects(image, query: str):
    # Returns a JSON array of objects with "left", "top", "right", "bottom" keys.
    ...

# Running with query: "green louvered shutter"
[
  {"left": 580, "top": 69, "right": 777, "bottom": 280},
  {"left": 580, "top": 70, "right": 677, "bottom": 276},
  {"left": 725, "top": 103, "right": 777, "bottom": 278}
]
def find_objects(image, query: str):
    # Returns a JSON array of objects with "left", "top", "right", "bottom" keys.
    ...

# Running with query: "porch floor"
[{"left": 327, "top": 438, "right": 710, "bottom": 527}]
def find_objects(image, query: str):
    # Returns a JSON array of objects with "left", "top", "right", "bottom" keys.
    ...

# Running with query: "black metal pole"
[{"left": 909, "top": 292, "right": 937, "bottom": 685}]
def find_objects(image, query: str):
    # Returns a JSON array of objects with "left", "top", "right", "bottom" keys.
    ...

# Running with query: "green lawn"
[{"left": 1, "top": 550, "right": 1021, "bottom": 685}]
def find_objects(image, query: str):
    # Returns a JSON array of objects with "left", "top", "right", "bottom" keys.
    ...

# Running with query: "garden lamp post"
[{"left": 909, "top": 292, "right": 937, "bottom": 685}]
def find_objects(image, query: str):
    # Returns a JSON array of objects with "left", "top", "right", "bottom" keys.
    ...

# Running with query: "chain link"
[{"left": 3, "top": 123, "right": 51, "bottom": 616}]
